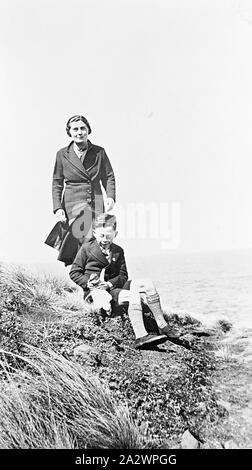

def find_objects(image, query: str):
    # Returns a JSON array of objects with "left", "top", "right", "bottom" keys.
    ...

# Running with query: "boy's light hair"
[{"left": 94, "top": 214, "right": 117, "bottom": 231}]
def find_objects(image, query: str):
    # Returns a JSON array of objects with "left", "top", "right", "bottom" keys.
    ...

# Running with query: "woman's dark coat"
[{"left": 52, "top": 140, "right": 116, "bottom": 221}]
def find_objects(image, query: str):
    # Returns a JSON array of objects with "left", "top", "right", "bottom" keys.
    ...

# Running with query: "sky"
[{"left": 1, "top": 0, "right": 252, "bottom": 263}]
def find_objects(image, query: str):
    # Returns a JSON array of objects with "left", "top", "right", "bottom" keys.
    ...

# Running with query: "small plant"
[{"left": 215, "top": 344, "right": 234, "bottom": 362}]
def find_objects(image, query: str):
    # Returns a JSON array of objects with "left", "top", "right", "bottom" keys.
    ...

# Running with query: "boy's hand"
[
  {"left": 95, "top": 281, "right": 110, "bottom": 290},
  {"left": 87, "top": 280, "right": 107, "bottom": 290},
  {"left": 87, "top": 274, "right": 100, "bottom": 290},
  {"left": 87, "top": 278, "right": 112, "bottom": 290},
  {"left": 87, "top": 280, "right": 98, "bottom": 290}
]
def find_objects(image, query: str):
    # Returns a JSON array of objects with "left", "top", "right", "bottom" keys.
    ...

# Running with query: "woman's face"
[{"left": 69, "top": 120, "right": 89, "bottom": 145}]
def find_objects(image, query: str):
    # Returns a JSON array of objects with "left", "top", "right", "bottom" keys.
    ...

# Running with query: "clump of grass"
[
  {"left": 0, "top": 264, "right": 80, "bottom": 313},
  {"left": 57, "top": 290, "right": 85, "bottom": 312},
  {"left": 217, "top": 319, "right": 232, "bottom": 333},
  {"left": 215, "top": 344, "right": 234, "bottom": 362},
  {"left": 0, "top": 346, "right": 146, "bottom": 449},
  {"left": 0, "top": 310, "right": 25, "bottom": 355},
  {"left": 1, "top": 265, "right": 57, "bottom": 309},
  {"left": 0, "top": 263, "right": 95, "bottom": 357},
  {"left": 164, "top": 311, "right": 202, "bottom": 327}
]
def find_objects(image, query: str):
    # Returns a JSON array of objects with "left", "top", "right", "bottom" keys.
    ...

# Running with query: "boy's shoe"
[
  {"left": 159, "top": 325, "right": 191, "bottom": 349},
  {"left": 135, "top": 333, "right": 168, "bottom": 350},
  {"left": 159, "top": 325, "right": 181, "bottom": 338}
]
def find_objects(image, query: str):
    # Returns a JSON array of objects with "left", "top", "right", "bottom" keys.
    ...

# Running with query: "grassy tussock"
[
  {"left": 0, "top": 263, "right": 81, "bottom": 313},
  {"left": 215, "top": 344, "right": 234, "bottom": 362},
  {"left": 0, "top": 347, "right": 145, "bottom": 449}
]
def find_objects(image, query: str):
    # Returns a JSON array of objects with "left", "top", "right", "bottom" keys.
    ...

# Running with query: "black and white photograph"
[{"left": 0, "top": 0, "right": 251, "bottom": 460}]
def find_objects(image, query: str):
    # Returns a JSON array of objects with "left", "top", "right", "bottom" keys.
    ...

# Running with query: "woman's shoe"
[{"left": 135, "top": 333, "right": 168, "bottom": 350}]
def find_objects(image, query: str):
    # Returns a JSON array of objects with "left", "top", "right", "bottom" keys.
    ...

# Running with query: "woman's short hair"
[
  {"left": 66, "top": 115, "right": 92, "bottom": 136},
  {"left": 94, "top": 213, "right": 117, "bottom": 231}
]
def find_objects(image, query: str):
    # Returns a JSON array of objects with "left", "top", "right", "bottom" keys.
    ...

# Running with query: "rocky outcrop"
[{"left": 180, "top": 430, "right": 201, "bottom": 449}]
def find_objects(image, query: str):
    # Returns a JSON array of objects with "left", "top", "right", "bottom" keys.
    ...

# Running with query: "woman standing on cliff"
[{"left": 51, "top": 115, "right": 116, "bottom": 265}]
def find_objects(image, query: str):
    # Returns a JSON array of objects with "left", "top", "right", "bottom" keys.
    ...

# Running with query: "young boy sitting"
[{"left": 69, "top": 214, "right": 184, "bottom": 350}]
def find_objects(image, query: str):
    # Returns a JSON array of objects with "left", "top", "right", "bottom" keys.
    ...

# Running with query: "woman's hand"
[
  {"left": 55, "top": 209, "right": 67, "bottom": 223},
  {"left": 105, "top": 198, "right": 114, "bottom": 212}
]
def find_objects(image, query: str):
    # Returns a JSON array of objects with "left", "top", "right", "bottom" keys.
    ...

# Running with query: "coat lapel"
[
  {"left": 90, "top": 240, "right": 109, "bottom": 267},
  {"left": 85, "top": 143, "right": 99, "bottom": 174},
  {"left": 89, "top": 242, "right": 120, "bottom": 267},
  {"left": 63, "top": 141, "right": 91, "bottom": 178},
  {"left": 110, "top": 244, "right": 120, "bottom": 264}
]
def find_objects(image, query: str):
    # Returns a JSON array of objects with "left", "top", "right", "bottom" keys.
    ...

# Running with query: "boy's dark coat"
[{"left": 69, "top": 239, "right": 128, "bottom": 297}]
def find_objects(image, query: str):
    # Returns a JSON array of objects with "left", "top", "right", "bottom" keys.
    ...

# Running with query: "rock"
[
  {"left": 224, "top": 440, "right": 239, "bottom": 449},
  {"left": 241, "top": 406, "right": 252, "bottom": 422},
  {"left": 217, "top": 399, "right": 231, "bottom": 413},
  {"left": 196, "top": 402, "right": 207, "bottom": 413},
  {"left": 218, "top": 320, "right": 232, "bottom": 333},
  {"left": 190, "top": 328, "right": 214, "bottom": 337},
  {"left": 181, "top": 333, "right": 195, "bottom": 342},
  {"left": 180, "top": 430, "right": 201, "bottom": 449},
  {"left": 201, "top": 440, "right": 223, "bottom": 449},
  {"left": 98, "top": 352, "right": 110, "bottom": 367},
  {"left": 139, "top": 421, "right": 149, "bottom": 436},
  {"left": 73, "top": 344, "right": 98, "bottom": 357}
]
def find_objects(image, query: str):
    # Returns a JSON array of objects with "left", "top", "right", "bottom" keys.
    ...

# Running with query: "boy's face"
[{"left": 93, "top": 226, "right": 117, "bottom": 249}]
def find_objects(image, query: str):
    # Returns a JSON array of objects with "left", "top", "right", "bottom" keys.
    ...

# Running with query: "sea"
[{"left": 127, "top": 249, "right": 252, "bottom": 330}]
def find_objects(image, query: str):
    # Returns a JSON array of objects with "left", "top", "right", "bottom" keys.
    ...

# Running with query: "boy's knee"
[
  {"left": 131, "top": 278, "right": 155, "bottom": 294},
  {"left": 131, "top": 277, "right": 154, "bottom": 291}
]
